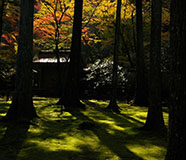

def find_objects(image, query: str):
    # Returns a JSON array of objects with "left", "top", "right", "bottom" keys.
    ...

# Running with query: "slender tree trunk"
[
  {"left": 0, "top": 0, "right": 5, "bottom": 42},
  {"left": 55, "top": 25, "right": 60, "bottom": 64},
  {"left": 134, "top": 0, "right": 148, "bottom": 106},
  {"left": 143, "top": 0, "right": 166, "bottom": 131},
  {"left": 106, "top": 0, "right": 121, "bottom": 113},
  {"left": 54, "top": 23, "right": 62, "bottom": 96},
  {"left": 5, "top": 0, "right": 37, "bottom": 122},
  {"left": 121, "top": 34, "right": 134, "bottom": 68},
  {"left": 165, "top": 0, "right": 186, "bottom": 159},
  {"left": 131, "top": 9, "right": 137, "bottom": 55},
  {"left": 57, "top": 0, "right": 84, "bottom": 109}
]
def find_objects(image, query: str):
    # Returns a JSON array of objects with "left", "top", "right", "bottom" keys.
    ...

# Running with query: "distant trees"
[
  {"left": 34, "top": 0, "right": 72, "bottom": 50},
  {"left": 165, "top": 0, "right": 186, "bottom": 159},
  {"left": 5, "top": 0, "right": 37, "bottom": 121},
  {"left": 0, "top": 0, "right": 5, "bottom": 42},
  {"left": 0, "top": 0, "right": 20, "bottom": 56},
  {"left": 143, "top": 0, "right": 166, "bottom": 131}
]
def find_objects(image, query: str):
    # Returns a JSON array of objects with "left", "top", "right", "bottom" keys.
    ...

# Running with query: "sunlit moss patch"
[
  {"left": 126, "top": 144, "right": 166, "bottom": 160},
  {"left": 0, "top": 98, "right": 168, "bottom": 160}
]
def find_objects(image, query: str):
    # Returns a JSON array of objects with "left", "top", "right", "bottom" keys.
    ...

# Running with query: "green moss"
[
  {"left": 0, "top": 98, "right": 168, "bottom": 160},
  {"left": 126, "top": 144, "right": 166, "bottom": 160}
]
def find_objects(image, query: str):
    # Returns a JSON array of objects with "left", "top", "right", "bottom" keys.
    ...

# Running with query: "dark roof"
[{"left": 33, "top": 49, "right": 70, "bottom": 63}]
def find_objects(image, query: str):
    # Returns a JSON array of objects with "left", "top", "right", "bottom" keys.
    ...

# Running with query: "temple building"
[{"left": 32, "top": 49, "right": 70, "bottom": 97}]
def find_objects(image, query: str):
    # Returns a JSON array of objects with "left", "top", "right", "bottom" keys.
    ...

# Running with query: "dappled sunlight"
[
  {"left": 21, "top": 119, "right": 123, "bottom": 160},
  {"left": 34, "top": 98, "right": 77, "bottom": 121},
  {"left": 29, "top": 126, "right": 43, "bottom": 134},
  {"left": 26, "top": 138, "right": 82, "bottom": 152},
  {"left": 0, "top": 101, "right": 10, "bottom": 119},
  {"left": 89, "top": 99, "right": 109, "bottom": 106},
  {"left": 0, "top": 98, "right": 168, "bottom": 160},
  {"left": 119, "top": 105, "right": 148, "bottom": 123},
  {"left": 84, "top": 100, "right": 146, "bottom": 128},
  {"left": 0, "top": 112, "right": 6, "bottom": 117},
  {"left": 125, "top": 144, "right": 166, "bottom": 160},
  {"left": 163, "top": 112, "right": 169, "bottom": 127},
  {"left": 82, "top": 100, "right": 168, "bottom": 159}
]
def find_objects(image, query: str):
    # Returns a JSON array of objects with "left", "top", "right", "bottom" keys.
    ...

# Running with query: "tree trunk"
[
  {"left": 57, "top": 0, "right": 84, "bottom": 109},
  {"left": 120, "top": 34, "right": 134, "bottom": 68},
  {"left": 165, "top": 0, "right": 186, "bottom": 159},
  {"left": 106, "top": 0, "right": 121, "bottom": 113},
  {"left": 134, "top": 0, "right": 148, "bottom": 106},
  {"left": 5, "top": 0, "right": 37, "bottom": 122},
  {"left": 131, "top": 9, "right": 137, "bottom": 56},
  {"left": 0, "top": 0, "right": 5, "bottom": 42},
  {"left": 54, "top": 23, "right": 61, "bottom": 96},
  {"left": 143, "top": 0, "right": 166, "bottom": 131}
]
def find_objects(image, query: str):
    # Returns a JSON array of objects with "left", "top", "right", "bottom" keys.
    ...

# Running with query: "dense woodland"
[{"left": 0, "top": 0, "right": 186, "bottom": 159}]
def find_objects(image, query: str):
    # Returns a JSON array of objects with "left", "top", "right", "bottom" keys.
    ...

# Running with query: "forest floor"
[{"left": 0, "top": 97, "right": 168, "bottom": 160}]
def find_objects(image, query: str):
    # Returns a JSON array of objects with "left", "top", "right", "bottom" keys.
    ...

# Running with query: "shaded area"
[
  {"left": 0, "top": 103, "right": 10, "bottom": 116},
  {"left": 83, "top": 100, "right": 167, "bottom": 146},
  {"left": 0, "top": 123, "right": 29, "bottom": 160},
  {"left": 0, "top": 98, "right": 167, "bottom": 160},
  {"left": 68, "top": 110, "right": 143, "bottom": 159}
]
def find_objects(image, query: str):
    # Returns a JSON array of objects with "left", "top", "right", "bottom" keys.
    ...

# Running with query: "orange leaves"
[
  {"left": 4, "top": 2, "right": 19, "bottom": 29},
  {"left": 61, "top": 14, "right": 71, "bottom": 22},
  {"left": 33, "top": 0, "right": 137, "bottom": 49},
  {"left": 1, "top": 2, "right": 19, "bottom": 55},
  {"left": 82, "top": 27, "right": 88, "bottom": 33},
  {"left": 2, "top": 32, "right": 18, "bottom": 44},
  {"left": 33, "top": 0, "right": 73, "bottom": 48},
  {"left": 2, "top": 34, "right": 13, "bottom": 44},
  {"left": 1, "top": 32, "right": 18, "bottom": 55},
  {"left": 34, "top": 2, "right": 42, "bottom": 12}
]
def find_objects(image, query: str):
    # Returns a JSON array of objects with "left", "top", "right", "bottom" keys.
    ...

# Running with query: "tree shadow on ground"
[
  {"left": 0, "top": 120, "right": 102, "bottom": 160},
  {"left": 0, "top": 99, "right": 167, "bottom": 160},
  {"left": 16, "top": 143, "right": 101, "bottom": 160},
  {"left": 83, "top": 100, "right": 145, "bottom": 126},
  {"left": 0, "top": 123, "right": 30, "bottom": 160},
  {"left": 68, "top": 109, "right": 143, "bottom": 160},
  {"left": 17, "top": 100, "right": 143, "bottom": 159},
  {"left": 82, "top": 100, "right": 167, "bottom": 148}
]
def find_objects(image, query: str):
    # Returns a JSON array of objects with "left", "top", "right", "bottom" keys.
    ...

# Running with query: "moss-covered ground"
[{"left": 0, "top": 97, "right": 168, "bottom": 160}]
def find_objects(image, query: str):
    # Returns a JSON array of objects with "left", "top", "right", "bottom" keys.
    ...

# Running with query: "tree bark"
[
  {"left": 0, "top": 0, "right": 5, "bottom": 42},
  {"left": 106, "top": 0, "right": 121, "bottom": 113},
  {"left": 143, "top": 0, "right": 166, "bottom": 131},
  {"left": 165, "top": 0, "right": 186, "bottom": 159},
  {"left": 57, "top": 0, "right": 84, "bottom": 109},
  {"left": 120, "top": 34, "right": 134, "bottom": 68},
  {"left": 131, "top": 9, "right": 137, "bottom": 56},
  {"left": 134, "top": 0, "right": 148, "bottom": 106},
  {"left": 5, "top": 0, "right": 37, "bottom": 122}
]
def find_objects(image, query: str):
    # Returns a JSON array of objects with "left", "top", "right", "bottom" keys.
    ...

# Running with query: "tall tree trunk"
[
  {"left": 134, "top": 0, "right": 148, "bottom": 106},
  {"left": 165, "top": 0, "right": 186, "bottom": 159},
  {"left": 120, "top": 34, "right": 134, "bottom": 68},
  {"left": 57, "top": 0, "right": 84, "bottom": 109},
  {"left": 55, "top": 23, "right": 61, "bottom": 96},
  {"left": 143, "top": 0, "right": 166, "bottom": 131},
  {"left": 0, "top": 0, "right": 5, "bottom": 42},
  {"left": 106, "top": 0, "right": 121, "bottom": 113},
  {"left": 131, "top": 9, "right": 137, "bottom": 56},
  {"left": 5, "top": 0, "right": 37, "bottom": 122}
]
